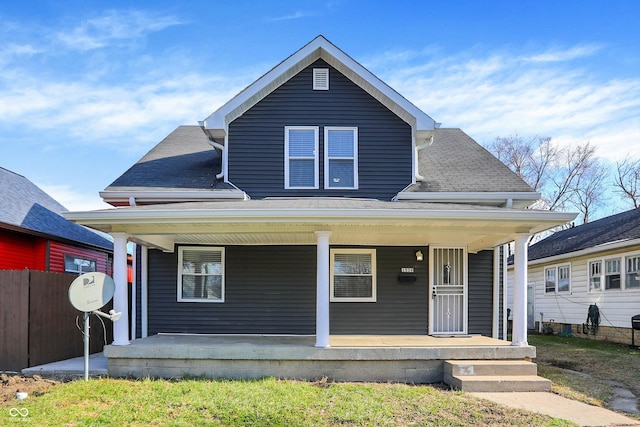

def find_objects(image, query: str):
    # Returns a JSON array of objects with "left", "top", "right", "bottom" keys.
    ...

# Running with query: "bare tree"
[
  {"left": 486, "top": 136, "right": 605, "bottom": 223},
  {"left": 613, "top": 156, "right": 640, "bottom": 208}
]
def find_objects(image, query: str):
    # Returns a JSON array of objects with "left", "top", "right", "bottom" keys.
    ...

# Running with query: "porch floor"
[{"left": 104, "top": 334, "right": 535, "bottom": 383}]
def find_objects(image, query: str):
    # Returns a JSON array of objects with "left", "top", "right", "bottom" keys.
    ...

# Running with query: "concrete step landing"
[{"left": 444, "top": 360, "right": 551, "bottom": 392}]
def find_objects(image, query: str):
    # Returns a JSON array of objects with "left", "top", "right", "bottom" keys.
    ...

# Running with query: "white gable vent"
[{"left": 313, "top": 68, "right": 329, "bottom": 90}]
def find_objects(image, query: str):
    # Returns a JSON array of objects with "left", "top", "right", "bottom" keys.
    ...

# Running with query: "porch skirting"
[{"left": 104, "top": 334, "right": 535, "bottom": 383}]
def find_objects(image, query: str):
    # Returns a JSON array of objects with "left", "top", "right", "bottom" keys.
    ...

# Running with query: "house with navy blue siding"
[{"left": 66, "top": 36, "right": 576, "bottom": 386}]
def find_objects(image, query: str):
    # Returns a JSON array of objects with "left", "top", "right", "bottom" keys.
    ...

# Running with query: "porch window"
[
  {"left": 605, "top": 258, "right": 621, "bottom": 290},
  {"left": 64, "top": 255, "right": 96, "bottom": 274},
  {"left": 324, "top": 127, "right": 358, "bottom": 189},
  {"left": 178, "top": 247, "right": 224, "bottom": 302},
  {"left": 626, "top": 255, "right": 640, "bottom": 289},
  {"left": 589, "top": 261, "right": 602, "bottom": 292},
  {"left": 330, "top": 249, "right": 376, "bottom": 302},
  {"left": 285, "top": 126, "right": 319, "bottom": 189}
]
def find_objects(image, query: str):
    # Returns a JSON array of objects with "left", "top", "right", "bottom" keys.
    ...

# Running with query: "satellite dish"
[{"left": 68, "top": 272, "right": 115, "bottom": 312}]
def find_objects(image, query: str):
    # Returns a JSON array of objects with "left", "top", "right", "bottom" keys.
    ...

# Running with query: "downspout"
[
  {"left": 414, "top": 135, "right": 434, "bottom": 182},
  {"left": 199, "top": 122, "right": 225, "bottom": 180}
]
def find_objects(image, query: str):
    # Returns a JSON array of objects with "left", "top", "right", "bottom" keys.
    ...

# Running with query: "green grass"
[
  {"left": 530, "top": 334, "right": 640, "bottom": 413},
  {"left": 3, "top": 377, "right": 574, "bottom": 426}
]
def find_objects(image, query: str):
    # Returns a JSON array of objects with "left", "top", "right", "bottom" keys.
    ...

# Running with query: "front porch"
[{"left": 104, "top": 333, "right": 536, "bottom": 385}]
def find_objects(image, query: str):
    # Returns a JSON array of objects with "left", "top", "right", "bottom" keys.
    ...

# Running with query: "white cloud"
[{"left": 39, "top": 184, "right": 111, "bottom": 211}]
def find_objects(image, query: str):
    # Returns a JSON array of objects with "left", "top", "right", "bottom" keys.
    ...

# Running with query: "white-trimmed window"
[
  {"left": 330, "top": 249, "right": 376, "bottom": 302},
  {"left": 285, "top": 126, "right": 319, "bottom": 189},
  {"left": 64, "top": 255, "right": 96, "bottom": 274},
  {"left": 589, "top": 261, "right": 602, "bottom": 292},
  {"left": 605, "top": 258, "right": 621, "bottom": 290},
  {"left": 324, "top": 127, "right": 358, "bottom": 189},
  {"left": 545, "top": 264, "right": 570, "bottom": 293},
  {"left": 178, "top": 247, "right": 224, "bottom": 302},
  {"left": 626, "top": 255, "right": 640, "bottom": 289}
]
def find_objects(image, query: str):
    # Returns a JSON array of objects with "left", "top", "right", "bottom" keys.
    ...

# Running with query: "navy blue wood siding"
[
  {"left": 467, "top": 250, "right": 494, "bottom": 336},
  {"left": 147, "top": 245, "right": 429, "bottom": 335},
  {"left": 227, "top": 59, "right": 413, "bottom": 200},
  {"left": 330, "top": 247, "right": 429, "bottom": 334}
]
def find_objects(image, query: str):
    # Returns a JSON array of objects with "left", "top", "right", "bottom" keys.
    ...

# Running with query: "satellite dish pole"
[{"left": 68, "top": 272, "right": 122, "bottom": 381}]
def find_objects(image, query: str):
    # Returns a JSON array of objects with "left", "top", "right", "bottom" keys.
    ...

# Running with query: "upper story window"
[
  {"left": 330, "top": 249, "right": 376, "bottom": 302},
  {"left": 285, "top": 126, "right": 319, "bottom": 189},
  {"left": 178, "top": 247, "right": 224, "bottom": 302},
  {"left": 545, "top": 264, "right": 570, "bottom": 293},
  {"left": 64, "top": 255, "right": 96, "bottom": 274},
  {"left": 324, "top": 127, "right": 358, "bottom": 189}
]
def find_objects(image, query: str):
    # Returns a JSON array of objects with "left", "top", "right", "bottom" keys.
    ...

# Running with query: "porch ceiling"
[{"left": 64, "top": 200, "right": 577, "bottom": 253}]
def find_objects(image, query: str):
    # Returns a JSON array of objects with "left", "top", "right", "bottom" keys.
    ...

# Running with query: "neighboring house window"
[
  {"left": 325, "top": 127, "right": 358, "bottom": 189},
  {"left": 589, "top": 261, "right": 602, "bottom": 292},
  {"left": 178, "top": 247, "right": 224, "bottom": 302},
  {"left": 64, "top": 255, "right": 96, "bottom": 274},
  {"left": 626, "top": 255, "right": 640, "bottom": 289},
  {"left": 544, "top": 267, "right": 556, "bottom": 293},
  {"left": 313, "top": 68, "right": 329, "bottom": 90},
  {"left": 330, "top": 249, "right": 376, "bottom": 302},
  {"left": 544, "top": 265, "right": 570, "bottom": 293},
  {"left": 605, "top": 258, "right": 621, "bottom": 290},
  {"left": 285, "top": 126, "right": 319, "bottom": 189}
]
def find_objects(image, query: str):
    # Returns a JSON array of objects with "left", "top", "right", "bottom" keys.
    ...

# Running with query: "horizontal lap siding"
[
  {"left": 331, "top": 247, "right": 429, "bottom": 334},
  {"left": 228, "top": 59, "right": 413, "bottom": 200},
  {"left": 0, "top": 229, "right": 44, "bottom": 270},
  {"left": 148, "top": 246, "right": 317, "bottom": 335},
  {"left": 148, "top": 246, "right": 429, "bottom": 335},
  {"left": 48, "top": 241, "right": 110, "bottom": 274},
  {"left": 468, "top": 250, "right": 494, "bottom": 336}
]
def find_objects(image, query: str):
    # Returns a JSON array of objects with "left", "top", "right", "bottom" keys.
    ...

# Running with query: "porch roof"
[{"left": 64, "top": 198, "right": 576, "bottom": 253}]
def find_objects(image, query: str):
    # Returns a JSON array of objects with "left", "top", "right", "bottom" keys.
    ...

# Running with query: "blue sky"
[{"left": 1, "top": 1, "right": 639, "bottom": 216}]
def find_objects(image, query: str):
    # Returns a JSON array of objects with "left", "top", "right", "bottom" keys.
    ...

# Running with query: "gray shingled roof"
[
  {"left": 0, "top": 167, "right": 112, "bottom": 250},
  {"left": 527, "top": 208, "right": 640, "bottom": 261},
  {"left": 106, "top": 125, "right": 234, "bottom": 191},
  {"left": 405, "top": 128, "right": 535, "bottom": 193}
]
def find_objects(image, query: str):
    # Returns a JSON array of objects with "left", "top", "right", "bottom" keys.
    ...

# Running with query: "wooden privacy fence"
[{"left": 0, "top": 270, "right": 111, "bottom": 372}]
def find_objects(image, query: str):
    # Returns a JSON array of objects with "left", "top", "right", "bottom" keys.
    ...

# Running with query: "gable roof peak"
[{"left": 202, "top": 35, "right": 436, "bottom": 144}]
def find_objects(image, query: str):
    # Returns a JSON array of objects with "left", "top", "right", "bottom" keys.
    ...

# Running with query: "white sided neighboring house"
[{"left": 507, "top": 208, "right": 640, "bottom": 345}]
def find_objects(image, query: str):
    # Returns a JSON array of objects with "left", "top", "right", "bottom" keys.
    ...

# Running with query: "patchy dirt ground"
[{"left": 0, "top": 373, "right": 61, "bottom": 405}]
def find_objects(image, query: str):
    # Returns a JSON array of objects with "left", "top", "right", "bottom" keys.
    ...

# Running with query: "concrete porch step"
[{"left": 443, "top": 360, "right": 551, "bottom": 392}]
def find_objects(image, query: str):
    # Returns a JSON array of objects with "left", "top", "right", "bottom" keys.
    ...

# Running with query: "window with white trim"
[
  {"left": 330, "top": 249, "right": 376, "bottom": 302},
  {"left": 626, "top": 255, "right": 640, "bottom": 289},
  {"left": 605, "top": 258, "right": 621, "bottom": 290},
  {"left": 544, "top": 264, "right": 570, "bottom": 293},
  {"left": 178, "top": 247, "right": 224, "bottom": 302},
  {"left": 285, "top": 126, "right": 319, "bottom": 189},
  {"left": 325, "top": 127, "right": 358, "bottom": 189},
  {"left": 589, "top": 261, "right": 602, "bottom": 292},
  {"left": 64, "top": 254, "right": 96, "bottom": 274}
]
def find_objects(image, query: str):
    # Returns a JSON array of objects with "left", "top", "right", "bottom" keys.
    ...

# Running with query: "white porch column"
[
  {"left": 111, "top": 232, "right": 130, "bottom": 346},
  {"left": 512, "top": 234, "right": 531, "bottom": 347},
  {"left": 315, "top": 231, "right": 331, "bottom": 348}
]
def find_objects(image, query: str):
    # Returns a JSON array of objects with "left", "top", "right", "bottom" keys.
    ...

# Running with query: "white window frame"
[
  {"left": 544, "top": 264, "right": 571, "bottom": 294},
  {"left": 330, "top": 248, "right": 376, "bottom": 302},
  {"left": 588, "top": 260, "right": 602, "bottom": 292},
  {"left": 64, "top": 254, "right": 97, "bottom": 274},
  {"left": 284, "top": 126, "right": 319, "bottom": 189},
  {"left": 604, "top": 257, "right": 622, "bottom": 290},
  {"left": 324, "top": 127, "right": 358, "bottom": 190},
  {"left": 177, "top": 246, "right": 225, "bottom": 303},
  {"left": 544, "top": 267, "right": 557, "bottom": 293},
  {"left": 626, "top": 253, "right": 640, "bottom": 289}
]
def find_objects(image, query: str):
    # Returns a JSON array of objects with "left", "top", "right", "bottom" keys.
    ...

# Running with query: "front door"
[{"left": 429, "top": 246, "right": 467, "bottom": 334}]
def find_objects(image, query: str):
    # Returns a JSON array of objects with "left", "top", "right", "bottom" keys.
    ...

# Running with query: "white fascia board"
[
  {"left": 203, "top": 36, "right": 436, "bottom": 134},
  {"left": 522, "top": 237, "right": 640, "bottom": 267},
  {"left": 100, "top": 190, "right": 247, "bottom": 203},
  {"left": 395, "top": 191, "right": 541, "bottom": 206},
  {"left": 64, "top": 206, "right": 576, "bottom": 230}
]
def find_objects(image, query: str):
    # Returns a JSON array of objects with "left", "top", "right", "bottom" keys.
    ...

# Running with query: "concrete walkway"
[
  {"left": 22, "top": 353, "right": 107, "bottom": 378},
  {"left": 22, "top": 354, "right": 640, "bottom": 426},
  {"left": 473, "top": 392, "right": 640, "bottom": 427}
]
